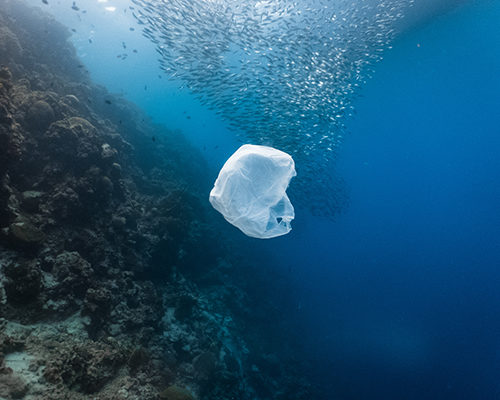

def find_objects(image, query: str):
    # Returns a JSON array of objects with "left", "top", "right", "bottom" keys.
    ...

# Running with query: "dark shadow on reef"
[{"left": 0, "top": 1, "right": 319, "bottom": 399}]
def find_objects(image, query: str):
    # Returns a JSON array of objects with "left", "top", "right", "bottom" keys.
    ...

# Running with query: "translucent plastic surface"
[{"left": 209, "top": 144, "right": 296, "bottom": 239}]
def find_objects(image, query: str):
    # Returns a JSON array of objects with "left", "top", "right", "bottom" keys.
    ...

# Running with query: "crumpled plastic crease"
[{"left": 209, "top": 144, "right": 296, "bottom": 239}]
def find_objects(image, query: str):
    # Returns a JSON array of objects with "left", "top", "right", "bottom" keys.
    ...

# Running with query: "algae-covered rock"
[
  {"left": 82, "top": 285, "right": 113, "bottom": 336},
  {"left": 0, "top": 26, "right": 23, "bottom": 60},
  {"left": 26, "top": 100, "right": 55, "bottom": 131},
  {"left": 101, "top": 143, "right": 117, "bottom": 160},
  {"left": 52, "top": 251, "right": 93, "bottom": 298},
  {"left": 127, "top": 347, "right": 149, "bottom": 371},
  {"left": 20, "top": 190, "right": 43, "bottom": 212},
  {"left": 62, "top": 94, "right": 80, "bottom": 106},
  {"left": 110, "top": 162, "right": 122, "bottom": 178},
  {"left": 50, "top": 186, "right": 81, "bottom": 220},
  {"left": 0, "top": 373, "right": 28, "bottom": 399},
  {"left": 0, "top": 334, "right": 24, "bottom": 354},
  {"left": 160, "top": 385, "right": 195, "bottom": 400},
  {"left": 193, "top": 351, "right": 217, "bottom": 377},
  {"left": 111, "top": 215, "right": 126, "bottom": 229},
  {"left": 4, "top": 260, "right": 42, "bottom": 304},
  {"left": 43, "top": 117, "right": 100, "bottom": 166},
  {"left": 9, "top": 220, "right": 45, "bottom": 244},
  {"left": 42, "top": 340, "right": 127, "bottom": 394},
  {"left": 174, "top": 295, "right": 197, "bottom": 321},
  {"left": 0, "top": 65, "right": 12, "bottom": 81}
]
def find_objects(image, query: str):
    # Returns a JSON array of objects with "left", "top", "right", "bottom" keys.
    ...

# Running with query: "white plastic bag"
[{"left": 209, "top": 144, "right": 296, "bottom": 239}]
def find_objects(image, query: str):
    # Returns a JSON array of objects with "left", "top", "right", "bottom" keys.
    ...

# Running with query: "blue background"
[{"left": 271, "top": 1, "right": 500, "bottom": 398}]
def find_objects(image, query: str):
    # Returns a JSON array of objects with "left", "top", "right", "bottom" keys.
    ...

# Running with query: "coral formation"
[
  {"left": 160, "top": 385, "right": 195, "bottom": 400},
  {"left": 0, "top": 1, "right": 315, "bottom": 399}
]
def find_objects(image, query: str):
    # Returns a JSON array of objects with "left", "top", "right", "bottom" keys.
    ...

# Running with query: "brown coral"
[{"left": 160, "top": 385, "right": 196, "bottom": 400}]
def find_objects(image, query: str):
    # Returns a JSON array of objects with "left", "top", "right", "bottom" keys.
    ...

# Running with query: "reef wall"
[{"left": 0, "top": 1, "right": 313, "bottom": 399}]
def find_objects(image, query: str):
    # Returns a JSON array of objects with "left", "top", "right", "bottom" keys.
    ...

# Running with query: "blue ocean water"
[
  {"left": 269, "top": 1, "right": 500, "bottom": 398},
  {"left": 28, "top": 0, "right": 500, "bottom": 398}
]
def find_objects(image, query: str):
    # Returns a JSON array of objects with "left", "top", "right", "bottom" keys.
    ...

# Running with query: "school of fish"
[{"left": 130, "top": 0, "right": 414, "bottom": 217}]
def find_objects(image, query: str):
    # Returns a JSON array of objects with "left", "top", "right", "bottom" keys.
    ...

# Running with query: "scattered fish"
[
  {"left": 71, "top": 1, "right": 79, "bottom": 11},
  {"left": 105, "top": 100, "right": 112, "bottom": 105}
]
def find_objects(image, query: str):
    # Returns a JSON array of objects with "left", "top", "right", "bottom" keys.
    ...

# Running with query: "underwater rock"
[
  {"left": 0, "top": 66, "right": 13, "bottom": 81},
  {"left": 42, "top": 251, "right": 95, "bottom": 315},
  {"left": 0, "top": 68, "right": 24, "bottom": 179},
  {"left": 26, "top": 100, "right": 55, "bottom": 131},
  {"left": 101, "top": 143, "right": 117, "bottom": 160},
  {"left": 61, "top": 94, "right": 79, "bottom": 107},
  {"left": 0, "top": 26, "right": 23, "bottom": 62},
  {"left": 8, "top": 220, "right": 45, "bottom": 245},
  {"left": 110, "top": 162, "right": 122, "bottom": 178},
  {"left": 63, "top": 229, "right": 107, "bottom": 267},
  {"left": 0, "top": 180, "right": 14, "bottom": 227},
  {"left": 43, "top": 340, "right": 126, "bottom": 394},
  {"left": 4, "top": 260, "right": 42, "bottom": 304},
  {"left": 99, "top": 175, "right": 114, "bottom": 194},
  {"left": 0, "top": 373, "right": 28, "bottom": 399},
  {"left": 70, "top": 167, "right": 116, "bottom": 213},
  {"left": 50, "top": 186, "right": 81, "bottom": 221},
  {"left": 0, "top": 67, "right": 13, "bottom": 105},
  {"left": 127, "top": 346, "right": 150, "bottom": 372},
  {"left": 52, "top": 251, "right": 93, "bottom": 297},
  {"left": 159, "top": 385, "right": 195, "bottom": 400},
  {"left": 111, "top": 281, "right": 163, "bottom": 332},
  {"left": 43, "top": 117, "right": 100, "bottom": 167},
  {"left": 0, "top": 334, "right": 25, "bottom": 354},
  {"left": 111, "top": 215, "right": 127, "bottom": 230},
  {"left": 0, "top": 102, "right": 12, "bottom": 125},
  {"left": 192, "top": 351, "right": 217, "bottom": 378},
  {"left": 20, "top": 190, "right": 43, "bottom": 213},
  {"left": 223, "top": 353, "right": 240, "bottom": 373},
  {"left": 174, "top": 295, "right": 197, "bottom": 321},
  {"left": 82, "top": 285, "right": 113, "bottom": 337}
]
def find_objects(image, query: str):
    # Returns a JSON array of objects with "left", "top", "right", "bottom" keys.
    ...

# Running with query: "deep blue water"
[
  {"left": 268, "top": 1, "right": 500, "bottom": 398},
  {"left": 30, "top": 0, "right": 500, "bottom": 398}
]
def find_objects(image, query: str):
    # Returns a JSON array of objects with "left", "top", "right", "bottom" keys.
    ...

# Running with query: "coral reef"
[{"left": 0, "top": 1, "right": 315, "bottom": 399}]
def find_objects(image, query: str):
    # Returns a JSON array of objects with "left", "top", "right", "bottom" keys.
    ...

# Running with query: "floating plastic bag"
[{"left": 209, "top": 144, "right": 296, "bottom": 239}]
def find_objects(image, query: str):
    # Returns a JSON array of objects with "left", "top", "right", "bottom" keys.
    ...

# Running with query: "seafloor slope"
[{"left": 0, "top": 1, "right": 313, "bottom": 399}]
